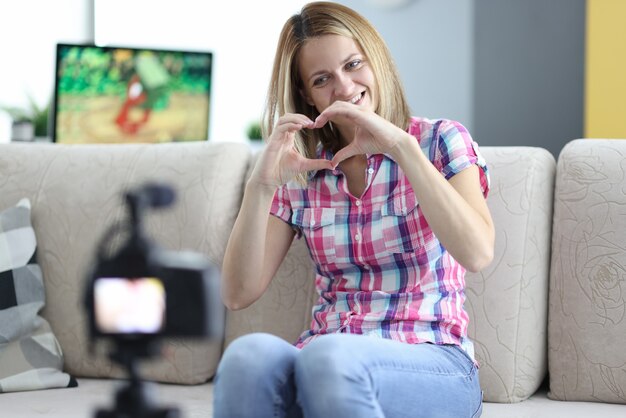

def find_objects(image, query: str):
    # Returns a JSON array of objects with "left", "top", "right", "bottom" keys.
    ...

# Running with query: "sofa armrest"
[{"left": 548, "top": 139, "right": 626, "bottom": 404}]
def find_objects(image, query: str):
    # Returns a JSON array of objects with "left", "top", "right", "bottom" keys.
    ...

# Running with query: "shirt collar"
[{"left": 307, "top": 148, "right": 387, "bottom": 181}]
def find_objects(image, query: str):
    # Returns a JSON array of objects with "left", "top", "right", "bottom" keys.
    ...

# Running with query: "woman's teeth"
[{"left": 350, "top": 92, "right": 363, "bottom": 104}]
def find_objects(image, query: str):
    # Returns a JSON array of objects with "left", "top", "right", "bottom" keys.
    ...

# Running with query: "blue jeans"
[{"left": 213, "top": 333, "right": 483, "bottom": 418}]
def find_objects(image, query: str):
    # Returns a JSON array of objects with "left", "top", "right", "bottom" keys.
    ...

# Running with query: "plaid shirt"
[{"left": 271, "top": 117, "right": 489, "bottom": 359}]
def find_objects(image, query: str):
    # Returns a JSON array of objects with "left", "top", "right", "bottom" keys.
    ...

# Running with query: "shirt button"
[
  {"left": 355, "top": 233, "right": 361, "bottom": 241},
  {"left": 368, "top": 168, "right": 374, "bottom": 174},
  {"left": 402, "top": 207, "right": 407, "bottom": 214},
  {"left": 355, "top": 199, "right": 361, "bottom": 206},
  {"left": 310, "top": 220, "right": 315, "bottom": 226}
]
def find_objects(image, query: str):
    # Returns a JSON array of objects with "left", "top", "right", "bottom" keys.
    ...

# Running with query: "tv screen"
[{"left": 52, "top": 44, "right": 212, "bottom": 144}]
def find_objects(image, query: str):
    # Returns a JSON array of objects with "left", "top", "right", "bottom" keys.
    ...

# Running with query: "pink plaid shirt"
[{"left": 271, "top": 117, "right": 489, "bottom": 359}]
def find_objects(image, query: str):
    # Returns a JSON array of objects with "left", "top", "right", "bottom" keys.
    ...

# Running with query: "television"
[{"left": 52, "top": 44, "right": 212, "bottom": 144}]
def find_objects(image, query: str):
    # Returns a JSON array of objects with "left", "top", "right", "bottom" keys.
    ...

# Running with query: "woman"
[{"left": 214, "top": 2, "right": 494, "bottom": 417}]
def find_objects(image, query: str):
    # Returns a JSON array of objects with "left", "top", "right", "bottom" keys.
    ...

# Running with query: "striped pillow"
[{"left": 0, "top": 198, "right": 77, "bottom": 393}]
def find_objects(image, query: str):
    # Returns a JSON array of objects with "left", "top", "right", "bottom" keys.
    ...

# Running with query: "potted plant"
[
  {"left": 0, "top": 95, "right": 50, "bottom": 141},
  {"left": 246, "top": 120, "right": 263, "bottom": 142},
  {"left": 246, "top": 120, "right": 264, "bottom": 151}
]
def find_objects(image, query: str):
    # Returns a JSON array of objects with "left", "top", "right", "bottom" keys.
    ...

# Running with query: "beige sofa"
[{"left": 0, "top": 139, "right": 625, "bottom": 417}]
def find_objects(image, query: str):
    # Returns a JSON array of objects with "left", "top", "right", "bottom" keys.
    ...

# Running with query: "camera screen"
[{"left": 94, "top": 277, "right": 166, "bottom": 334}]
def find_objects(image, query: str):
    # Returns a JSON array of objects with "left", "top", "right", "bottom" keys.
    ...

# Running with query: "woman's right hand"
[{"left": 250, "top": 113, "right": 333, "bottom": 189}]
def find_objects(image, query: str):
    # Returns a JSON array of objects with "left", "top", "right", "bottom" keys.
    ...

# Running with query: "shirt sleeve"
[
  {"left": 432, "top": 120, "right": 490, "bottom": 198},
  {"left": 270, "top": 185, "right": 292, "bottom": 223},
  {"left": 270, "top": 184, "right": 305, "bottom": 239}
]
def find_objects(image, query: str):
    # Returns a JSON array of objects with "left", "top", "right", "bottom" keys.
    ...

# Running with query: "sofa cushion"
[
  {"left": 465, "top": 147, "right": 555, "bottom": 402},
  {"left": 3, "top": 379, "right": 626, "bottom": 418},
  {"left": 0, "top": 142, "right": 250, "bottom": 384},
  {"left": 224, "top": 237, "right": 318, "bottom": 348},
  {"left": 549, "top": 139, "right": 626, "bottom": 403},
  {"left": 0, "top": 198, "right": 77, "bottom": 392}
]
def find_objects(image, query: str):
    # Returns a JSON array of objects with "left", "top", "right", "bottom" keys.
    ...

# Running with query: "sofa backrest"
[
  {"left": 224, "top": 145, "right": 557, "bottom": 403},
  {"left": 0, "top": 141, "right": 250, "bottom": 384}
]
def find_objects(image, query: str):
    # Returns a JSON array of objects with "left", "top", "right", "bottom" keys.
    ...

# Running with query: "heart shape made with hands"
[{"left": 311, "top": 106, "right": 398, "bottom": 169}]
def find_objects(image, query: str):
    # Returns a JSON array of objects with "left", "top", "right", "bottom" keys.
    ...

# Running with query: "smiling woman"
[{"left": 215, "top": 2, "right": 494, "bottom": 417}]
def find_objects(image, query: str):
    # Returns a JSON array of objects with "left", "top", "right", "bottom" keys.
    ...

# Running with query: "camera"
[{"left": 84, "top": 183, "right": 224, "bottom": 418}]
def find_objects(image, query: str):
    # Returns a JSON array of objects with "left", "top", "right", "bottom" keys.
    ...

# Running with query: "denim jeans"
[{"left": 213, "top": 333, "right": 483, "bottom": 418}]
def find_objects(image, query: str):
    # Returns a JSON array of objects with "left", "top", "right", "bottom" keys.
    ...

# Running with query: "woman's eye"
[
  {"left": 313, "top": 76, "right": 329, "bottom": 86},
  {"left": 347, "top": 59, "right": 362, "bottom": 69}
]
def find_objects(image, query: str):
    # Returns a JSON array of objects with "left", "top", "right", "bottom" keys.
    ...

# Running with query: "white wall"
[{"left": 0, "top": 0, "right": 92, "bottom": 142}]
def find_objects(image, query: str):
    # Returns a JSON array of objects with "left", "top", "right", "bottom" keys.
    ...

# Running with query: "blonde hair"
[{"left": 263, "top": 1, "right": 411, "bottom": 184}]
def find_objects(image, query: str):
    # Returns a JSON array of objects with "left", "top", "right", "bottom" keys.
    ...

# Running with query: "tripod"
[{"left": 95, "top": 341, "right": 180, "bottom": 418}]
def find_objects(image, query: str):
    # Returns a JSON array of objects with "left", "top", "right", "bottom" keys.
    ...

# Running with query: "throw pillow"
[{"left": 0, "top": 198, "right": 77, "bottom": 392}]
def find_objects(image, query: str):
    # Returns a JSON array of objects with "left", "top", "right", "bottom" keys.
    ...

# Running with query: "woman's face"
[{"left": 298, "top": 34, "right": 378, "bottom": 116}]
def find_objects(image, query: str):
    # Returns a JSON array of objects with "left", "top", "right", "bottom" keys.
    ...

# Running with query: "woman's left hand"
[{"left": 313, "top": 101, "right": 409, "bottom": 168}]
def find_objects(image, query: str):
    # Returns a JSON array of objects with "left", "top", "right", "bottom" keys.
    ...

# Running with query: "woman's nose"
[{"left": 333, "top": 73, "right": 354, "bottom": 99}]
